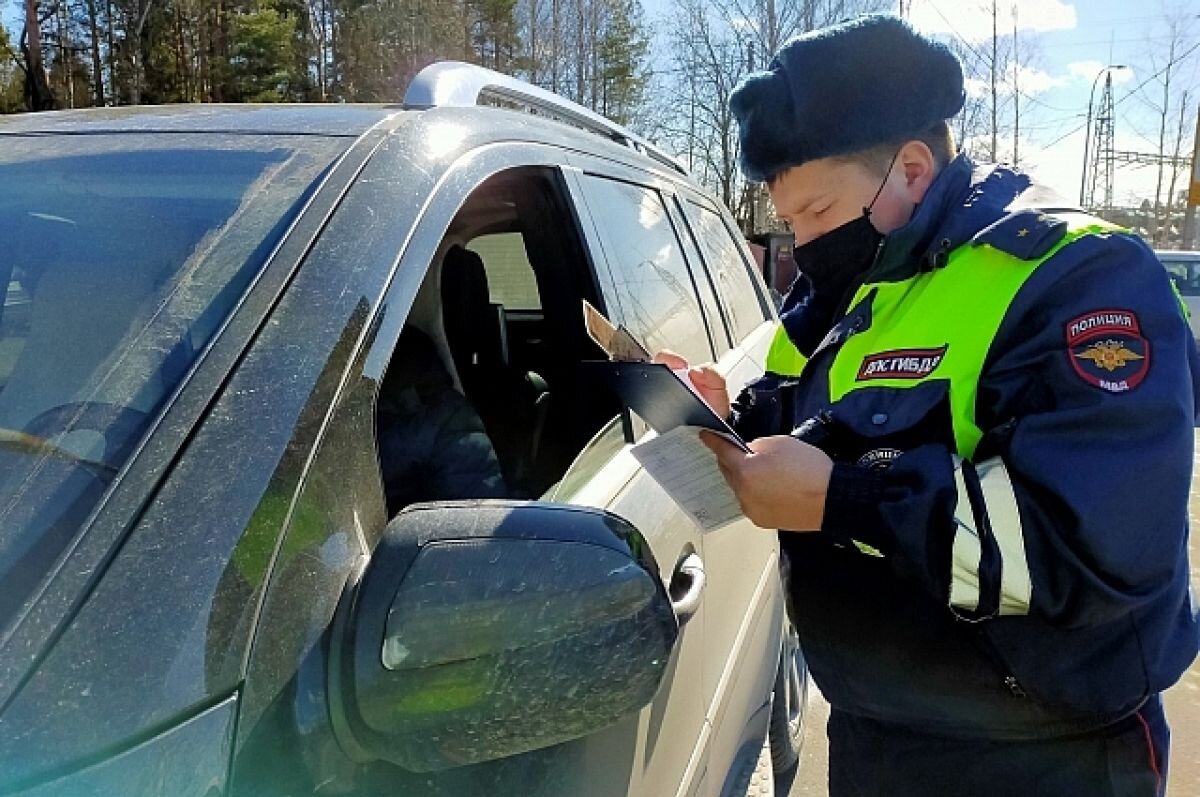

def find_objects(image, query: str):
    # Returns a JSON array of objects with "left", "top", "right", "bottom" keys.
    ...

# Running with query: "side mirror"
[{"left": 328, "top": 500, "right": 679, "bottom": 773}]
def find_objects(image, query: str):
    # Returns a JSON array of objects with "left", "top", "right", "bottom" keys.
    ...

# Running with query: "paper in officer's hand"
[{"left": 631, "top": 426, "right": 744, "bottom": 532}]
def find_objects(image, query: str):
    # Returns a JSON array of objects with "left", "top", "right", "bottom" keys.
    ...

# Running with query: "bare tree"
[
  {"left": 84, "top": 0, "right": 106, "bottom": 105},
  {"left": 941, "top": 1, "right": 1047, "bottom": 166},
  {"left": 662, "top": 0, "right": 748, "bottom": 218},
  {"left": 659, "top": 0, "right": 888, "bottom": 232},
  {"left": 1163, "top": 90, "right": 1193, "bottom": 244},
  {"left": 1137, "top": 4, "right": 1199, "bottom": 246}
]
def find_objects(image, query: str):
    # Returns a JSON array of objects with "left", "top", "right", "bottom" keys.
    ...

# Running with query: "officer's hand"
[
  {"left": 653, "top": 350, "right": 731, "bottom": 420},
  {"left": 701, "top": 432, "right": 831, "bottom": 532}
]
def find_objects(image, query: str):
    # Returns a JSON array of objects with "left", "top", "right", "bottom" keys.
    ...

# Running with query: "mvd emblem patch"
[
  {"left": 1066, "top": 310, "right": 1149, "bottom": 394},
  {"left": 857, "top": 346, "right": 948, "bottom": 381}
]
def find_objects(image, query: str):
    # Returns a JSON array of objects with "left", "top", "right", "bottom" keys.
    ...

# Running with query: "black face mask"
[
  {"left": 790, "top": 151, "right": 897, "bottom": 296},
  {"left": 791, "top": 211, "right": 883, "bottom": 294}
]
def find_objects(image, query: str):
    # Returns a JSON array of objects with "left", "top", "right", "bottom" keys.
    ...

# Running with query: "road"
[{"left": 779, "top": 432, "right": 1200, "bottom": 795}]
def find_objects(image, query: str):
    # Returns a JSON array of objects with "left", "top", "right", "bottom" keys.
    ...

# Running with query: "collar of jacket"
[{"left": 864, "top": 154, "right": 1035, "bottom": 284}]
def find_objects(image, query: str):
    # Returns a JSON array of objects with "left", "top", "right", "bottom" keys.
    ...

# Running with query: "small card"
[{"left": 583, "top": 300, "right": 651, "bottom": 362}]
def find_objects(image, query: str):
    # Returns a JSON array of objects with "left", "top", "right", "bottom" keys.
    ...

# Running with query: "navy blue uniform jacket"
[{"left": 733, "top": 155, "right": 1200, "bottom": 738}]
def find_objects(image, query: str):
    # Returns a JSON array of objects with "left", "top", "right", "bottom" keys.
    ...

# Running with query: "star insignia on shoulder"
[{"left": 1016, "top": 228, "right": 1030, "bottom": 237}]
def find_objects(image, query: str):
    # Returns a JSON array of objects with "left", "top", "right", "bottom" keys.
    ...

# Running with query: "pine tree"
[
  {"left": 0, "top": 23, "right": 26, "bottom": 112},
  {"left": 229, "top": 4, "right": 298, "bottom": 101},
  {"left": 596, "top": 0, "right": 646, "bottom": 124}
]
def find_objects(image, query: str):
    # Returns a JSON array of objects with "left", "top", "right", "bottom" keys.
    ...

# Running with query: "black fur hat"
[{"left": 730, "top": 15, "right": 965, "bottom": 182}]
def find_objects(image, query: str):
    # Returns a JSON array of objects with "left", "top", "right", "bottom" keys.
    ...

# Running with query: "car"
[
  {"left": 0, "top": 62, "right": 806, "bottom": 797},
  {"left": 1157, "top": 249, "right": 1200, "bottom": 339}
]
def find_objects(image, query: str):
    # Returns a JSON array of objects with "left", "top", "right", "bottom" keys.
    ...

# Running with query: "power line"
[
  {"left": 1040, "top": 37, "right": 1200, "bottom": 150},
  {"left": 922, "top": 1, "right": 1078, "bottom": 113}
]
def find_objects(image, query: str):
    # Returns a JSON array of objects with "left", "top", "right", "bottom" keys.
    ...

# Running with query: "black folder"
[{"left": 581, "top": 360, "right": 749, "bottom": 451}]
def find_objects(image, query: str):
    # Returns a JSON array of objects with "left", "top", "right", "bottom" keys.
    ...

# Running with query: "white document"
[{"left": 631, "top": 426, "right": 745, "bottom": 533}]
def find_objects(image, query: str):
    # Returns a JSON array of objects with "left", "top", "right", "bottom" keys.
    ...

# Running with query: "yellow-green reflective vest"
[
  {"left": 782, "top": 211, "right": 1120, "bottom": 461},
  {"left": 764, "top": 323, "right": 808, "bottom": 377}
]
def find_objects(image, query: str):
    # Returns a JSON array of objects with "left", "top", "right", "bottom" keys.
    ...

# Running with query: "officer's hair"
[{"left": 838, "top": 120, "right": 957, "bottom": 177}]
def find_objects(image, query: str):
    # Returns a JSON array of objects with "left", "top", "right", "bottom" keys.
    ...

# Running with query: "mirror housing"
[{"left": 329, "top": 500, "right": 679, "bottom": 772}]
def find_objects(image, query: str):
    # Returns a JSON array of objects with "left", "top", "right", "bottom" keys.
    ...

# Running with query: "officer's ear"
[{"left": 896, "top": 139, "right": 938, "bottom": 204}]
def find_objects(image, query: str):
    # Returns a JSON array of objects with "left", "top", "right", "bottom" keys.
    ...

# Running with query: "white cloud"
[
  {"left": 964, "top": 77, "right": 991, "bottom": 98},
  {"left": 1015, "top": 65, "right": 1068, "bottom": 94},
  {"left": 961, "top": 67, "right": 1065, "bottom": 100},
  {"left": 1066, "top": 60, "right": 1136, "bottom": 86},
  {"left": 909, "top": 0, "right": 1077, "bottom": 43}
]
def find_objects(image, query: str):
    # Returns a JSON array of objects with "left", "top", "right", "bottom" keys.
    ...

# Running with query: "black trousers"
[{"left": 827, "top": 695, "right": 1169, "bottom": 797}]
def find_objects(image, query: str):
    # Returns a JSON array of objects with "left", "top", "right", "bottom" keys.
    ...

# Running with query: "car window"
[
  {"left": 1162, "top": 259, "right": 1200, "bottom": 296},
  {"left": 468, "top": 232, "right": 541, "bottom": 310},
  {"left": 580, "top": 176, "right": 715, "bottom": 364},
  {"left": 683, "top": 200, "right": 771, "bottom": 342},
  {"left": 668, "top": 200, "right": 733, "bottom": 356},
  {"left": 0, "top": 134, "right": 345, "bottom": 628},
  {"left": 546, "top": 416, "right": 627, "bottom": 502}
]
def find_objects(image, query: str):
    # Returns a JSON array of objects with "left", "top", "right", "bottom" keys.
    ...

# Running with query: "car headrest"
[{"left": 440, "top": 245, "right": 495, "bottom": 378}]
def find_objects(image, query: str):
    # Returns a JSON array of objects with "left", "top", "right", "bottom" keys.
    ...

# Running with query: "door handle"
[{"left": 669, "top": 553, "right": 706, "bottom": 625}]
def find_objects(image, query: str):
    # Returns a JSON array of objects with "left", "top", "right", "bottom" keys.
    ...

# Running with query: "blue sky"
[
  {"left": 642, "top": 0, "right": 1200, "bottom": 206},
  {"left": 906, "top": 0, "right": 1199, "bottom": 206}
]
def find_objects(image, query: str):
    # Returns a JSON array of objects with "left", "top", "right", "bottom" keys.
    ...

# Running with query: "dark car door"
[
  {"left": 0, "top": 124, "right": 382, "bottom": 795},
  {"left": 227, "top": 130, "right": 715, "bottom": 797}
]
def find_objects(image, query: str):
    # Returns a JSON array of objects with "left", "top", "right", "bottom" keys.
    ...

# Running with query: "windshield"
[{"left": 0, "top": 133, "right": 348, "bottom": 628}]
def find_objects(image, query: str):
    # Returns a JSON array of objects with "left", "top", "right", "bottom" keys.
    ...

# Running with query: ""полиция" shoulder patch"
[{"left": 1066, "top": 309, "right": 1149, "bottom": 394}]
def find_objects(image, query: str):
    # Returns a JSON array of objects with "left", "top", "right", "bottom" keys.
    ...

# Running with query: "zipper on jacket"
[
  {"left": 1004, "top": 676, "right": 1028, "bottom": 699},
  {"left": 973, "top": 627, "right": 1029, "bottom": 700}
]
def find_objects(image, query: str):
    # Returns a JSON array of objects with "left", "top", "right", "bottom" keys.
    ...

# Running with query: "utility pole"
[
  {"left": 1086, "top": 72, "right": 1117, "bottom": 212},
  {"left": 1081, "top": 66, "right": 1127, "bottom": 208},
  {"left": 1011, "top": 4, "right": 1019, "bottom": 166},
  {"left": 687, "top": 53, "right": 695, "bottom": 171},
  {"left": 990, "top": 0, "right": 998, "bottom": 162}
]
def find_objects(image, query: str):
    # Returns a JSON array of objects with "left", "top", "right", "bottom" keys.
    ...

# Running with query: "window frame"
[
  {"left": 675, "top": 192, "right": 773, "bottom": 344},
  {"left": 355, "top": 153, "right": 621, "bottom": 518}
]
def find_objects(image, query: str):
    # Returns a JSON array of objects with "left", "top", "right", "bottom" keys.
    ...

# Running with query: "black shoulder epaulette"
[{"left": 971, "top": 209, "right": 1069, "bottom": 260}]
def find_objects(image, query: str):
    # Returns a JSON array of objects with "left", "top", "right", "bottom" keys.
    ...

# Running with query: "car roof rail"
[{"left": 404, "top": 61, "right": 687, "bottom": 177}]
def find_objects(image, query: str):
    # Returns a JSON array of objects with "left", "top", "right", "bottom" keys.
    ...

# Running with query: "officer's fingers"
[
  {"left": 700, "top": 431, "right": 743, "bottom": 467},
  {"left": 652, "top": 350, "right": 689, "bottom": 370},
  {"left": 714, "top": 455, "right": 736, "bottom": 487},
  {"left": 700, "top": 429, "right": 728, "bottom": 454},
  {"left": 688, "top": 365, "right": 727, "bottom": 391},
  {"left": 747, "top": 435, "right": 788, "bottom": 455}
]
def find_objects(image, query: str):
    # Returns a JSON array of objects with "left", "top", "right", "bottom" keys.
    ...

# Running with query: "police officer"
[{"left": 669, "top": 14, "right": 1200, "bottom": 796}]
